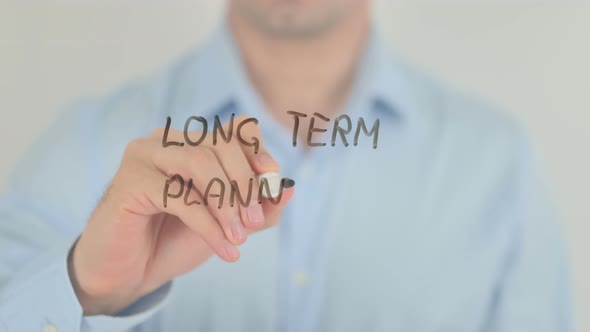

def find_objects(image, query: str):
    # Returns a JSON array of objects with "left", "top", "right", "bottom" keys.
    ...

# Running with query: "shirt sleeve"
[
  {"left": 485, "top": 128, "right": 573, "bottom": 332},
  {"left": 0, "top": 99, "right": 169, "bottom": 332},
  {"left": 0, "top": 231, "right": 172, "bottom": 332}
]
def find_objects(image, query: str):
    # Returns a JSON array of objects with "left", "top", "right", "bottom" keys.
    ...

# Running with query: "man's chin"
[
  {"left": 234, "top": 3, "right": 350, "bottom": 39},
  {"left": 258, "top": 9, "right": 357, "bottom": 40}
]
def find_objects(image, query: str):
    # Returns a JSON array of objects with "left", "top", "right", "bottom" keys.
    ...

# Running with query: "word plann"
[{"left": 163, "top": 174, "right": 294, "bottom": 209}]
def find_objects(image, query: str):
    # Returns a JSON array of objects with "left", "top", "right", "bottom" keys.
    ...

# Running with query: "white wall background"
[{"left": 0, "top": 1, "right": 588, "bottom": 330}]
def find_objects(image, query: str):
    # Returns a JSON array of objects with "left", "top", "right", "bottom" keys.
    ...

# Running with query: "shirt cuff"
[
  {"left": 81, "top": 282, "right": 172, "bottom": 332},
  {"left": 0, "top": 239, "right": 172, "bottom": 332},
  {"left": 0, "top": 239, "right": 83, "bottom": 331}
]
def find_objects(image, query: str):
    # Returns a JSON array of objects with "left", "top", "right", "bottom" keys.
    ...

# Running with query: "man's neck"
[{"left": 228, "top": 5, "right": 370, "bottom": 129}]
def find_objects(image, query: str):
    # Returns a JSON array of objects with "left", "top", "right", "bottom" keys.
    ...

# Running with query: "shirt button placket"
[
  {"left": 292, "top": 270, "right": 311, "bottom": 288},
  {"left": 43, "top": 323, "right": 59, "bottom": 332}
]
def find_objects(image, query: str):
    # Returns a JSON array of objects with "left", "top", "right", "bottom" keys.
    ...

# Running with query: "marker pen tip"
[{"left": 282, "top": 178, "right": 295, "bottom": 189}]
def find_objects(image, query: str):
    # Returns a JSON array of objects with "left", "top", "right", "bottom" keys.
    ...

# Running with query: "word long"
[
  {"left": 163, "top": 174, "right": 294, "bottom": 209},
  {"left": 161, "top": 111, "right": 380, "bottom": 151},
  {"left": 162, "top": 115, "right": 261, "bottom": 153}
]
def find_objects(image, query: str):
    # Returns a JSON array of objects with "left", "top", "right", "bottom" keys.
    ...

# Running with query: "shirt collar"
[
  {"left": 176, "top": 24, "right": 245, "bottom": 120},
  {"left": 179, "top": 21, "right": 416, "bottom": 124},
  {"left": 350, "top": 27, "right": 417, "bottom": 123}
]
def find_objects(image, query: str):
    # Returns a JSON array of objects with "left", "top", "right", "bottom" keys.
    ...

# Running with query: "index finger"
[{"left": 232, "top": 115, "right": 280, "bottom": 174}]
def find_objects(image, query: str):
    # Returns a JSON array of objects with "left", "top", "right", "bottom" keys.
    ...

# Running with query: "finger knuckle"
[
  {"left": 189, "top": 147, "right": 217, "bottom": 168},
  {"left": 124, "top": 138, "right": 146, "bottom": 156},
  {"left": 267, "top": 218, "right": 280, "bottom": 228},
  {"left": 149, "top": 127, "right": 166, "bottom": 139}
]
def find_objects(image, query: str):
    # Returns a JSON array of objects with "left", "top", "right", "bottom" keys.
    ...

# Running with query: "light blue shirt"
[{"left": 0, "top": 23, "right": 572, "bottom": 332}]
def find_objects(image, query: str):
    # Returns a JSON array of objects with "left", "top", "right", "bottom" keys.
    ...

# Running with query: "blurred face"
[{"left": 229, "top": 0, "right": 368, "bottom": 38}]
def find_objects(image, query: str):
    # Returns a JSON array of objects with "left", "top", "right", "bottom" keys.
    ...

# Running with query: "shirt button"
[
  {"left": 292, "top": 270, "right": 311, "bottom": 288},
  {"left": 43, "top": 324, "right": 59, "bottom": 332},
  {"left": 300, "top": 162, "right": 314, "bottom": 179}
]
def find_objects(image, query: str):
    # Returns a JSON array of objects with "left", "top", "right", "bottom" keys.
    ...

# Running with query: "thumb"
[{"left": 261, "top": 182, "right": 295, "bottom": 221}]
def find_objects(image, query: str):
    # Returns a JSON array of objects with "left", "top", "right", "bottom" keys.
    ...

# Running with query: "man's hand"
[{"left": 68, "top": 116, "right": 294, "bottom": 315}]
